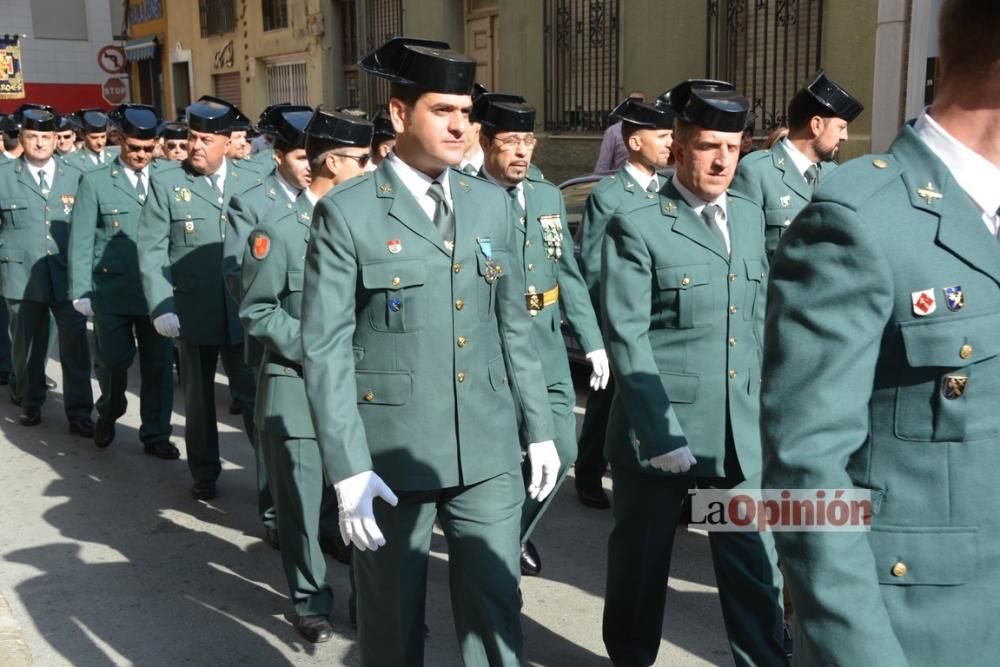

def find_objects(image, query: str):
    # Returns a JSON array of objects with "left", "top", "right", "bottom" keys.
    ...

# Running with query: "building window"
[
  {"left": 542, "top": 0, "right": 621, "bottom": 133},
  {"left": 200, "top": 0, "right": 237, "bottom": 37},
  {"left": 707, "top": 0, "right": 824, "bottom": 132},
  {"left": 129, "top": 0, "right": 163, "bottom": 24},
  {"left": 341, "top": 0, "right": 360, "bottom": 107},
  {"left": 31, "top": 0, "right": 88, "bottom": 40},
  {"left": 213, "top": 71, "right": 242, "bottom": 108},
  {"left": 266, "top": 60, "right": 308, "bottom": 105},
  {"left": 359, "top": 0, "right": 402, "bottom": 113},
  {"left": 262, "top": 0, "right": 289, "bottom": 31}
]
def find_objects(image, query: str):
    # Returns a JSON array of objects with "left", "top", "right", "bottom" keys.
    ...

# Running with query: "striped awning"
[{"left": 124, "top": 36, "right": 158, "bottom": 62}]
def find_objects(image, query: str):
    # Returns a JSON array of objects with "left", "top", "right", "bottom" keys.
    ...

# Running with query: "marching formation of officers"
[{"left": 1, "top": 0, "right": 998, "bottom": 663}]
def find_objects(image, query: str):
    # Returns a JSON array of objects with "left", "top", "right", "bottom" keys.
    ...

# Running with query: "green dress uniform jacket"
[
  {"left": 303, "top": 163, "right": 554, "bottom": 490},
  {"left": 600, "top": 182, "right": 786, "bottom": 667},
  {"left": 731, "top": 141, "right": 836, "bottom": 257},
  {"left": 138, "top": 158, "right": 261, "bottom": 345},
  {"left": 511, "top": 170, "right": 604, "bottom": 538},
  {"left": 0, "top": 157, "right": 93, "bottom": 417},
  {"left": 241, "top": 195, "right": 336, "bottom": 618},
  {"left": 762, "top": 124, "right": 1000, "bottom": 667},
  {"left": 63, "top": 147, "right": 117, "bottom": 173},
  {"left": 68, "top": 161, "right": 172, "bottom": 444}
]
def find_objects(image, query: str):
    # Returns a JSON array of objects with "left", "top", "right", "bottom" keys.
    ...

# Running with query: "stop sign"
[{"left": 101, "top": 77, "right": 128, "bottom": 105}]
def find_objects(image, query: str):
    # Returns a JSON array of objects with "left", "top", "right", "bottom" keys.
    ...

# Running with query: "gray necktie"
[
  {"left": 701, "top": 204, "right": 728, "bottom": 252},
  {"left": 804, "top": 164, "right": 819, "bottom": 191},
  {"left": 134, "top": 170, "right": 146, "bottom": 199},
  {"left": 37, "top": 170, "right": 49, "bottom": 195},
  {"left": 208, "top": 173, "right": 222, "bottom": 194},
  {"left": 462, "top": 163, "right": 478, "bottom": 176},
  {"left": 426, "top": 181, "right": 455, "bottom": 244},
  {"left": 646, "top": 177, "right": 659, "bottom": 193}
]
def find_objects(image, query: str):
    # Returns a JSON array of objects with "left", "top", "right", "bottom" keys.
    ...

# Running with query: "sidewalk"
[{"left": 0, "top": 355, "right": 729, "bottom": 666}]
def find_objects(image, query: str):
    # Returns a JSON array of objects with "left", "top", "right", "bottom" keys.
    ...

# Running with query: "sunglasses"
[
  {"left": 333, "top": 152, "right": 371, "bottom": 167},
  {"left": 125, "top": 143, "right": 157, "bottom": 153},
  {"left": 165, "top": 141, "right": 187, "bottom": 150}
]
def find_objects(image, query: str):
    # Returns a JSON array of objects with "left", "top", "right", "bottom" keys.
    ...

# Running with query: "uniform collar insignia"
[
  {"left": 916, "top": 182, "right": 943, "bottom": 205},
  {"left": 379, "top": 182, "right": 392, "bottom": 194},
  {"left": 457, "top": 180, "right": 471, "bottom": 190}
]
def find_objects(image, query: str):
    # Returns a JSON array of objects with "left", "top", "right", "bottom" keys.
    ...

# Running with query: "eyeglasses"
[
  {"left": 165, "top": 142, "right": 187, "bottom": 150},
  {"left": 494, "top": 134, "right": 537, "bottom": 151},
  {"left": 333, "top": 153, "right": 371, "bottom": 167},
  {"left": 125, "top": 143, "right": 156, "bottom": 153}
]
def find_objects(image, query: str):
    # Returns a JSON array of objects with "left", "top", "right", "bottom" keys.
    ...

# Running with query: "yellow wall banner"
[{"left": 0, "top": 35, "right": 25, "bottom": 100}]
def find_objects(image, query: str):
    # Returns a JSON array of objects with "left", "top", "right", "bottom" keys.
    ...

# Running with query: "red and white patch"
[
  {"left": 252, "top": 233, "right": 271, "bottom": 260},
  {"left": 911, "top": 289, "right": 936, "bottom": 316},
  {"left": 387, "top": 239, "right": 402, "bottom": 254}
]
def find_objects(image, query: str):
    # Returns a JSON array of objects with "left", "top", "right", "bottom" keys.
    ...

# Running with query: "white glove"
[
  {"left": 333, "top": 470, "right": 399, "bottom": 552},
  {"left": 153, "top": 313, "right": 181, "bottom": 338},
  {"left": 527, "top": 440, "right": 560, "bottom": 501},
  {"left": 72, "top": 298, "right": 94, "bottom": 317},
  {"left": 649, "top": 446, "right": 698, "bottom": 474},
  {"left": 586, "top": 348, "right": 610, "bottom": 390}
]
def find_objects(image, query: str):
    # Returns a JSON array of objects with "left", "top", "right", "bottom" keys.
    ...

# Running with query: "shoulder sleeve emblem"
[{"left": 251, "top": 232, "right": 271, "bottom": 260}]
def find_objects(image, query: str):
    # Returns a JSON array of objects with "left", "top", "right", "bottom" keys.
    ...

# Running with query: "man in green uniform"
[
  {"left": 55, "top": 115, "right": 80, "bottom": 159},
  {"left": 370, "top": 106, "right": 396, "bottom": 167},
  {"left": 68, "top": 103, "right": 176, "bottom": 457},
  {"left": 762, "top": 1, "right": 1000, "bottom": 664},
  {"left": 575, "top": 95, "right": 676, "bottom": 510},
  {"left": 137, "top": 97, "right": 261, "bottom": 500},
  {"left": 0, "top": 106, "right": 94, "bottom": 433},
  {"left": 160, "top": 122, "right": 188, "bottom": 163},
  {"left": 475, "top": 92, "right": 608, "bottom": 576},
  {"left": 241, "top": 108, "right": 373, "bottom": 644},
  {"left": 0, "top": 113, "right": 21, "bottom": 383},
  {"left": 63, "top": 109, "right": 116, "bottom": 172},
  {"left": 731, "top": 72, "right": 863, "bottom": 257},
  {"left": 601, "top": 80, "right": 786, "bottom": 666},
  {"left": 302, "top": 37, "right": 557, "bottom": 666},
  {"left": 224, "top": 103, "right": 312, "bottom": 543}
]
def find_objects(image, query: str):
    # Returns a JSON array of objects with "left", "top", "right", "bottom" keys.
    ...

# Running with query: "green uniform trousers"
[
  {"left": 521, "top": 374, "right": 577, "bottom": 540},
  {"left": 355, "top": 467, "right": 525, "bottom": 667},
  {"left": 176, "top": 341, "right": 262, "bottom": 503},
  {"left": 603, "top": 464, "right": 786, "bottom": 667},
  {"left": 574, "top": 376, "right": 614, "bottom": 491},
  {"left": 7, "top": 298, "right": 92, "bottom": 417},
  {"left": 93, "top": 311, "right": 172, "bottom": 445},
  {"left": 0, "top": 300, "right": 12, "bottom": 379},
  {"left": 264, "top": 431, "right": 338, "bottom": 617}
]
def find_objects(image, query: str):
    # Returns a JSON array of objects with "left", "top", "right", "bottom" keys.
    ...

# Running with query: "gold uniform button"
[
  {"left": 728, "top": 273, "right": 736, "bottom": 282},
  {"left": 891, "top": 562, "right": 908, "bottom": 577},
  {"left": 47, "top": 250, "right": 53, "bottom": 255},
  {"left": 729, "top": 305, "right": 738, "bottom": 314},
  {"left": 101, "top": 267, "right": 108, "bottom": 273},
  {"left": 45, "top": 221, "right": 51, "bottom": 226},
  {"left": 527, "top": 263, "right": 534, "bottom": 271},
  {"left": 457, "top": 372, "right": 466, "bottom": 383},
  {"left": 872, "top": 159, "right": 888, "bottom": 169},
  {"left": 363, "top": 391, "right": 375, "bottom": 402},
  {"left": 391, "top": 276, "right": 401, "bottom": 287},
  {"left": 45, "top": 206, "right": 51, "bottom": 212},
  {"left": 681, "top": 277, "right": 690, "bottom": 286},
  {"left": 457, "top": 336, "right": 467, "bottom": 348},
  {"left": 525, "top": 239, "right": 532, "bottom": 247},
  {"left": 728, "top": 369, "right": 737, "bottom": 379},
  {"left": 112, "top": 220, "right": 120, "bottom": 228},
  {"left": 960, "top": 344, "right": 973, "bottom": 360},
  {"left": 453, "top": 263, "right": 462, "bottom": 273},
  {"left": 783, "top": 219, "right": 791, "bottom": 227},
  {"left": 112, "top": 209, "right": 118, "bottom": 214},
  {"left": 46, "top": 234, "right": 52, "bottom": 241},
  {"left": 455, "top": 299, "right": 464, "bottom": 311},
  {"left": 729, "top": 337, "right": 737, "bottom": 346}
]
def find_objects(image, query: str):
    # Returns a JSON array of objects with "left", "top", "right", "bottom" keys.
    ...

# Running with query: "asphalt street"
[{"left": 0, "top": 346, "right": 733, "bottom": 666}]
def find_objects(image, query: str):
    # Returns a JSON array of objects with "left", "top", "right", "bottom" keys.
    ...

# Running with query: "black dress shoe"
[
  {"left": 575, "top": 482, "right": 611, "bottom": 509},
  {"left": 520, "top": 540, "right": 541, "bottom": 576},
  {"left": 192, "top": 480, "right": 217, "bottom": 500},
  {"left": 69, "top": 417, "right": 96, "bottom": 438},
  {"left": 144, "top": 441, "right": 180, "bottom": 460},
  {"left": 19, "top": 407, "right": 41, "bottom": 426},
  {"left": 229, "top": 398, "right": 242, "bottom": 415},
  {"left": 288, "top": 613, "right": 333, "bottom": 644},
  {"left": 94, "top": 418, "right": 115, "bottom": 448},
  {"left": 319, "top": 535, "right": 352, "bottom": 564},
  {"left": 263, "top": 526, "right": 280, "bottom": 550}
]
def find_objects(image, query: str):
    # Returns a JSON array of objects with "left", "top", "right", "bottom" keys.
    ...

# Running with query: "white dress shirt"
[
  {"left": 25, "top": 158, "right": 57, "bottom": 190},
  {"left": 914, "top": 108, "right": 1000, "bottom": 237},
  {"left": 672, "top": 174, "right": 731, "bottom": 253},
  {"left": 204, "top": 159, "right": 228, "bottom": 194},
  {"left": 482, "top": 167, "right": 525, "bottom": 211},
  {"left": 459, "top": 147, "right": 485, "bottom": 174},
  {"left": 275, "top": 171, "right": 301, "bottom": 203},
  {"left": 624, "top": 161, "right": 660, "bottom": 192},
  {"left": 118, "top": 158, "right": 148, "bottom": 193},
  {"left": 385, "top": 151, "right": 453, "bottom": 222},
  {"left": 780, "top": 137, "right": 818, "bottom": 180}
]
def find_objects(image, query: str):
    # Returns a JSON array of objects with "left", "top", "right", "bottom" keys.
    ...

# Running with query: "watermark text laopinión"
[{"left": 689, "top": 489, "right": 872, "bottom": 532}]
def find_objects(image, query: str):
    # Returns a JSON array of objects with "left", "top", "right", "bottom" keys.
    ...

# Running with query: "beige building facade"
[{"left": 129, "top": 0, "right": 943, "bottom": 182}]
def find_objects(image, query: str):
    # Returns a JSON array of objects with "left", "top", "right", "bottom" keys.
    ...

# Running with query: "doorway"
[{"left": 464, "top": 1, "right": 499, "bottom": 90}]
